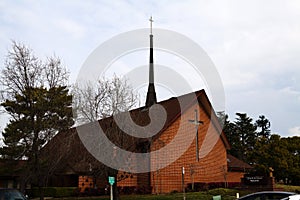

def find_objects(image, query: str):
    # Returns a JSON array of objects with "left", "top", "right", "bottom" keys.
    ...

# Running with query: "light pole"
[{"left": 182, "top": 167, "right": 186, "bottom": 200}]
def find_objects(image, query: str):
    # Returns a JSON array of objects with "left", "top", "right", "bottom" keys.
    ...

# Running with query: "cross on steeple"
[
  {"left": 149, "top": 16, "right": 153, "bottom": 35},
  {"left": 188, "top": 109, "right": 204, "bottom": 161}
]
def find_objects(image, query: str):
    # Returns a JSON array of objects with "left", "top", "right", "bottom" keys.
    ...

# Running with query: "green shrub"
[
  {"left": 208, "top": 188, "right": 238, "bottom": 196},
  {"left": 54, "top": 187, "right": 77, "bottom": 197},
  {"left": 30, "top": 187, "right": 77, "bottom": 198},
  {"left": 169, "top": 190, "right": 178, "bottom": 194}
]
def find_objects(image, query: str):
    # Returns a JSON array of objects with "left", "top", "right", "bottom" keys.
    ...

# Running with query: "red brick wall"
[
  {"left": 227, "top": 171, "right": 244, "bottom": 183},
  {"left": 78, "top": 176, "right": 94, "bottom": 192},
  {"left": 118, "top": 173, "right": 138, "bottom": 187},
  {"left": 117, "top": 102, "right": 230, "bottom": 194},
  {"left": 151, "top": 104, "right": 228, "bottom": 193}
]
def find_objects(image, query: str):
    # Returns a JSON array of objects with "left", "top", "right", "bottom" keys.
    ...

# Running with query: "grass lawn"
[
  {"left": 115, "top": 185, "right": 299, "bottom": 200},
  {"left": 52, "top": 186, "right": 300, "bottom": 200},
  {"left": 274, "top": 184, "right": 300, "bottom": 193},
  {"left": 54, "top": 188, "right": 249, "bottom": 200},
  {"left": 116, "top": 192, "right": 236, "bottom": 200},
  {"left": 56, "top": 193, "right": 235, "bottom": 200}
]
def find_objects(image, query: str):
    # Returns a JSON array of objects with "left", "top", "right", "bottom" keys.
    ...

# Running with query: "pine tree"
[
  {"left": 0, "top": 41, "right": 73, "bottom": 198},
  {"left": 255, "top": 115, "right": 271, "bottom": 139},
  {"left": 233, "top": 113, "right": 257, "bottom": 162}
]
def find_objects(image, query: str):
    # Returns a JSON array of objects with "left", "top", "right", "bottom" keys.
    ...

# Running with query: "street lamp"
[{"left": 182, "top": 167, "right": 186, "bottom": 200}]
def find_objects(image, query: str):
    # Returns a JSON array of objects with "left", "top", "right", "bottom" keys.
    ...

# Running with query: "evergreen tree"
[
  {"left": 281, "top": 136, "right": 300, "bottom": 185},
  {"left": 217, "top": 113, "right": 239, "bottom": 158},
  {"left": 0, "top": 41, "right": 73, "bottom": 198},
  {"left": 1, "top": 86, "right": 73, "bottom": 159},
  {"left": 233, "top": 113, "right": 257, "bottom": 162},
  {"left": 255, "top": 115, "right": 271, "bottom": 139},
  {"left": 219, "top": 112, "right": 300, "bottom": 185}
]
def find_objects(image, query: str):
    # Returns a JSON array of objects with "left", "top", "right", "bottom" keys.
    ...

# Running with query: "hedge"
[{"left": 29, "top": 187, "right": 78, "bottom": 198}]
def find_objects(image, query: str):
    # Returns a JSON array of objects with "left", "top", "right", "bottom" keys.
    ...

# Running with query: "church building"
[
  {"left": 0, "top": 19, "right": 251, "bottom": 194},
  {"left": 115, "top": 19, "right": 250, "bottom": 193},
  {"left": 65, "top": 19, "right": 249, "bottom": 193}
]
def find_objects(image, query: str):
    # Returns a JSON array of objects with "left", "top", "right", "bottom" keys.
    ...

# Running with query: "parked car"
[
  {"left": 281, "top": 194, "right": 300, "bottom": 200},
  {"left": 0, "top": 188, "right": 27, "bottom": 200},
  {"left": 238, "top": 191, "right": 297, "bottom": 200}
]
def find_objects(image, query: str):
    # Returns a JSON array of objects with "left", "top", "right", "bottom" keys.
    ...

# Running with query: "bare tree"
[
  {"left": 44, "top": 55, "right": 69, "bottom": 88},
  {"left": 1, "top": 41, "right": 42, "bottom": 98},
  {"left": 72, "top": 75, "right": 140, "bottom": 200},
  {"left": 0, "top": 41, "right": 69, "bottom": 99},
  {"left": 72, "top": 74, "right": 139, "bottom": 125}
]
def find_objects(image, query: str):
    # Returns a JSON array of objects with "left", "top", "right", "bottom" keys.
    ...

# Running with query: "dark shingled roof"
[
  {"left": 42, "top": 89, "right": 230, "bottom": 174},
  {"left": 147, "top": 89, "right": 230, "bottom": 149},
  {"left": 227, "top": 154, "right": 252, "bottom": 172}
]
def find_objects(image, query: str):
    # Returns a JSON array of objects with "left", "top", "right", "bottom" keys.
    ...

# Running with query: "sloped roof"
[
  {"left": 42, "top": 89, "right": 230, "bottom": 174},
  {"left": 110, "top": 89, "right": 230, "bottom": 149},
  {"left": 41, "top": 127, "right": 107, "bottom": 175},
  {"left": 227, "top": 154, "right": 252, "bottom": 172},
  {"left": 143, "top": 89, "right": 230, "bottom": 149}
]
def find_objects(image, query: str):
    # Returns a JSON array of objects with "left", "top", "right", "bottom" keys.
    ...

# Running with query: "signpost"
[{"left": 108, "top": 176, "right": 115, "bottom": 200}]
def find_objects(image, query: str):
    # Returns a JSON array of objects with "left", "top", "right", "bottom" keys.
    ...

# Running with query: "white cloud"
[
  {"left": 55, "top": 18, "right": 86, "bottom": 39},
  {"left": 289, "top": 126, "right": 300, "bottom": 137}
]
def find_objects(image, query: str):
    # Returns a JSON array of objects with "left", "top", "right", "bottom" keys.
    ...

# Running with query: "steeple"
[{"left": 145, "top": 16, "right": 157, "bottom": 107}]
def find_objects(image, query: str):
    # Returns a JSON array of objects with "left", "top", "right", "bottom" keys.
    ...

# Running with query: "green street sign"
[{"left": 108, "top": 176, "right": 115, "bottom": 185}]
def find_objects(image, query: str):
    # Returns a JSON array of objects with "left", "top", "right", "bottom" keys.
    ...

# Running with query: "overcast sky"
[{"left": 0, "top": 0, "right": 299, "bottom": 137}]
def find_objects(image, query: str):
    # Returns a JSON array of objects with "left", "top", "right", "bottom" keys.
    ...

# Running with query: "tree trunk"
[
  {"left": 19, "top": 177, "right": 26, "bottom": 194},
  {"left": 38, "top": 186, "right": 44, "bottom": 200}
]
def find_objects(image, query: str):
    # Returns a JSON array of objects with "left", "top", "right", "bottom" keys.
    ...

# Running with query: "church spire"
[{"left": 145, "top": 16, "right": 157, "bottom": 107}]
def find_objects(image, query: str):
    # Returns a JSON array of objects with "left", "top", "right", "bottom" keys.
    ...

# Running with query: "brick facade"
[
  {"left": 118, "top": 90, "right": 247, "bottom": 193},
  {"left": 150, "top": 103, "right": 228, "bottom": 193}
]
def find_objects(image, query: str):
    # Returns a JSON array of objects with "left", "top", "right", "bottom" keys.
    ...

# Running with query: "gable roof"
[
  {"left": 101, "top": 89, "right": 230, "bottom": 149},
  {"left": 146, "top": 89, "right": 230, "bottom": 149},
  {"left": 227, "top": 154, "right": 252, "bottom": 172},
  {"left": 41, "top": 127, "right": 108, "bottom": 175},
  {"left": 42, "top": 89, "right": 230, "bottom": 174}
]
